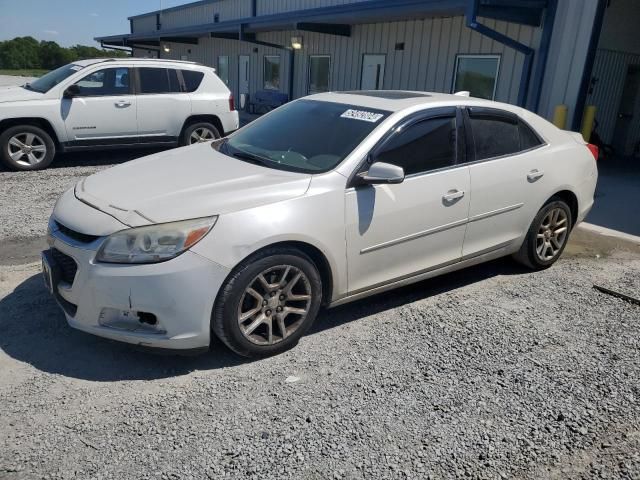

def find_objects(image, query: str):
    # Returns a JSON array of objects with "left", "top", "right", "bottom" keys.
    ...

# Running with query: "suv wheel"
[
  {"left": 213, "top": 248, "right": 323, "bottom": 358},
  {"left": 513, "top": 198, "right": 573, "bottom": 270},
  {"left": 0, "top": 125, "right": 55, "bottom": 171},
  {"left": 182, "top": 122, "right": 220, "bottom": 146}
]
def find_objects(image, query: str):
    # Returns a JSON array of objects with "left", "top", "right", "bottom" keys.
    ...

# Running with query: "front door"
[
  {"left": 612, "top": 65, "right": 640, "bottom": 156},
  {"left": 345, "top": 110, "right": 470, "bottom": 293},
  {"left": 62, "top": 67, "right": 137, "bottom": 142},
  {"left": 361, "top": 54, "right": 385, "bottom": 90},
  {"left": 239, "top": 55, "right": 250, "bottom": 110}
]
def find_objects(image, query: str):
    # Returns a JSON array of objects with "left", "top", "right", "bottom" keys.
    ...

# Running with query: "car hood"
[
  {"left": 75, "top": 143, "right": 312, "bottom": 226},
  {"left": 0, "top": 85, "right": 43, "bottom": 103}
]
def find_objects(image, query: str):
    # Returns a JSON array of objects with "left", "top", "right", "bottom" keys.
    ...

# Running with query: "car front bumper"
[{"left": 43, "top": 227, "right": 230, "bottom": 351}]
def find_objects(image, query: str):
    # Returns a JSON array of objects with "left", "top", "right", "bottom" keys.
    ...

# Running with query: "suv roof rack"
[{"left": 100, "top": 58, "right": 200, "bottom": 65}]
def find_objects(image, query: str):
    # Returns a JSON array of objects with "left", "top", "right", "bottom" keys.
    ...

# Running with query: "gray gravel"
[{"left": 1, "top": 222, "right": 640, "bottom": 478}]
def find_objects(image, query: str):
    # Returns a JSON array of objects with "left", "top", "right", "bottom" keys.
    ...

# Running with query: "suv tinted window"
[
  {"left": 73, "top": 68, "right": 130, "bottom": 96},
  {"left": 469, "top": 115, "right": 520, "bottom": 160},
  {"left": 138, "top": 68, "right": 180, "bottom": 94},
  {"left": 181, "top": 70, "right": 204, "bottom": 92},
  {"left": 375, "top": 116, "right": 456, "bottom": 175}
]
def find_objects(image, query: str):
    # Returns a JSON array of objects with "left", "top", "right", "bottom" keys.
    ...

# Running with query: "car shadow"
[
  {"left": 50, "top": 147, "right": 168, "bottom": 169},
  {"left": 0, "top": 257, "right": 526, "bottom": 382}
]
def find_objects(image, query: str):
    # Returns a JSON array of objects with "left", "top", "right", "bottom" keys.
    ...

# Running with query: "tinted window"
[
  {"left": 470, "top": 116, "right": 520, "bottom": 160},
  {"left": 168, "top": 69, "right": 181, "bottom": 93},
  {"left": 138, "top": 68, "right": 179, "bottom": 94},
  {"left": 73, "top": 68, "right": 130, "bottom": 96},
  {"left": 222, "top": 100, "right": 390, "bottom": 173},
  {"left": 181, "top": 69, "right": 204, "bottom": 92},
  {"left": 308, "top": 55, "right": 330, "bottom": 94},
  {"left": 519, "top": 121, "right": 543, "bottom": 150},
  {"left": 376, "top": 116, "right": 456, "bottom": 175}
]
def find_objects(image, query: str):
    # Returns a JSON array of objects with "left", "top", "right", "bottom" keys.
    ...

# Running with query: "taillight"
[
  {"left": 587, "top": 143, "right": 599, "bottom": 161},
  {"left": 228, "top": 94, "right": 235, "bottom": 111}
]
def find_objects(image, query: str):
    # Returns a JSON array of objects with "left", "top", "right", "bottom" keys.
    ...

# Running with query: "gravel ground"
[{"left": 1, "top": 230, "right": 639, "bottom": 480}]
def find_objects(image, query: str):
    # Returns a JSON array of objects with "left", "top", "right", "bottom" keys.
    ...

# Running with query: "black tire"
[
  {"left": 0, "top": 125, "right": 55, "bottom": 171},
  {"left": 180, "top": 122, "right": 220, "bottom": 146},
  {"left": 513, "top": 198, "right": 573, "bottom": 270},
  {"left": 212, "top": 247, "right": 323, "bottom": 358}
]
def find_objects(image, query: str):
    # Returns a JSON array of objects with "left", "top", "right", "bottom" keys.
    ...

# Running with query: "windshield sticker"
[
  {"left": 70, "top": 66, "right": 82, "bottom": 71},
  {"left": 340, "top": 109, "right": 384, "bottom": 123}
]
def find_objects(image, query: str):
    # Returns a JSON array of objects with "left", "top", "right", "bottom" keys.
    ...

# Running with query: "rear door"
[
  {"left": 134, "top": 67, "right": 192, "bottom": 142},
  {"left": 62, "top": 67, "right": 137, "bottom": 143},
  {"left": 462, "top": 107, "right": 549, "bottom": 257}
]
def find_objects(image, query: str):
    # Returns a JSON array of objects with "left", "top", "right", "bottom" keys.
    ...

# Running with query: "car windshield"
[
  {"left": 220, "top": 99, "right": 391, "bottom": 173},
  {"left": 26, "top": 64, "right": 84, "bottom": 93}
]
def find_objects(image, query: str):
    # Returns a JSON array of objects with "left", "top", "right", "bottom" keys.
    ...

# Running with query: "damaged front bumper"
[{"left": 43, "top": 220, "right": 230, "bottom": 351}]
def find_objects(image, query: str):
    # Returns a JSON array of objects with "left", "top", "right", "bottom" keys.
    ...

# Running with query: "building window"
[
  {"left": 264, "top": 55, "right": 281, "bottom": 90},
  {"left": 308, "top": 55, "right": 331, "bottom": 94},
  {"left": 452, "top": 55, "right": 500, "bottom": 100},
  {"left": 217, "top": 56, "right": 229, "bottom": 85}
]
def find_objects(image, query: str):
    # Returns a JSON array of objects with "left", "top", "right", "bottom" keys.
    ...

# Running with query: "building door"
[
  {"left": 361, "top": 54, "right": 385, "bottom": 90},
  {"left": 612, "top": 65, "right": 640, "bottom": 155},
  {"left": 239, "top": 55, "right": 250, "bottom": 109}
]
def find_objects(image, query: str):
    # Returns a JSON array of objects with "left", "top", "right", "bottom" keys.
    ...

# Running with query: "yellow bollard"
[
  {"left": 552, "top": 105, "right": 568, "bottom": 129},
  {"left": 581, "top": 105, "right": 597, "bottom": 142}
]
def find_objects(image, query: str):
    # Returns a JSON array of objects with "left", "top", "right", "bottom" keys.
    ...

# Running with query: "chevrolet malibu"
[{"left": 43, "top": 91, "right": 598, "bottom": 357}]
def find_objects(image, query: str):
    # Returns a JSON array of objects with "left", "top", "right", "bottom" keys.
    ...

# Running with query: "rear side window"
[
  {"left": 138, "top": 68, "right": 181, "bottom": 94},
  {"left": 469, "top": 115, "right": 520, "bottom": 160},
  {"left": 181, "top": 70, "right": 204, "bottom": 92},
  {"left": 519, "top": 121, "right": 543, "bottom": 150},
  {"left": 376, "top": 116, "right": 456, "bottom": 175}
]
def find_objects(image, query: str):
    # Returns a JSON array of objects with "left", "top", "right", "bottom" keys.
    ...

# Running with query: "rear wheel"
[
  {"left": 213, "top": 248, "right": 323, "bottom": 358},
  {"left": 181, "top": 122, "right": 220, "bottom": 146},
  {"left": 0, "top": 125, "right": 55, "bottom": 171},
  {"left": 513, "top": 198, "right": 573, "bottom": 270}
]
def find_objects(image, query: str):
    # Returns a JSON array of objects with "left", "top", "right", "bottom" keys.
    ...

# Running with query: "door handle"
[
  {"left": 442, "top": 189, "right": 465, "bottom": 203},
  {"left": 114, "top": 100, "right": 131, "bottom": 108},
  {"left": 527, "top": 169, "right": 544, "bottom": 182}
]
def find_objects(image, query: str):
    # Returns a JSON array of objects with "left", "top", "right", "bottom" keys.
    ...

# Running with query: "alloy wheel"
[
  {"left": 7, "top": 132, "right": 47, "bottom": 166},
  {"left": 237, "top": 265, "right": 312, "bottom": 346},
  {"left": 536, "top": 207, "right": 569, "bottom": 261},
  {"left": 189, "top": 127, "right": 216, "bottom": 144}
]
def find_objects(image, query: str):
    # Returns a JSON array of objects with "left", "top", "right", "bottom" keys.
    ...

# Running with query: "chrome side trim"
[
  {"left": 469, "top": 203, "right": 524, "bottom": 223},
  {"left": 360, "top": 218, "right": 468, "bottom": 254}
]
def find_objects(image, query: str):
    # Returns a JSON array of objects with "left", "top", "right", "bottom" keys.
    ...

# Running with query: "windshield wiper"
[{"left": 231, "top": 150, "right": 272, "bottom": 167}]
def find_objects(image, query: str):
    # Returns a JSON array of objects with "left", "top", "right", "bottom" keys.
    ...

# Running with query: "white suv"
[{"left": 0, "top": 58, "right": 239, "bottom": 170}]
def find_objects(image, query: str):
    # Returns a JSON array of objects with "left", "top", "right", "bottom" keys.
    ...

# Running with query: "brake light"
[
  {"left": 587, "top": 143, "right": 599, "bottom": 161},
  {"left": 228, "top": 94, "right": 235, "bottom": 111}
]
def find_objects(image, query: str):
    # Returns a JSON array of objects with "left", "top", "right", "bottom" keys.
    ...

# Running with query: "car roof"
[{"left": 307, "top": 90, "right": 524, "bottom": 116}]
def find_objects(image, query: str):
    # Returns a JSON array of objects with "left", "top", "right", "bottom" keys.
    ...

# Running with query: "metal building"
[{"left": 97, "top": 0, "right": 640, "bottom": 156}]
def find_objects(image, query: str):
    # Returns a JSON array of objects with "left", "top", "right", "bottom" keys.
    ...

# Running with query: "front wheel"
[
  {"left": 513, "top": 199, "right": 573, "bottom": 270},
  {"left": 0, "top": 125, "right": 56, "bottom": 171},
  {"left": 212, "top": 248, "right": 323, "bottom": 358}
]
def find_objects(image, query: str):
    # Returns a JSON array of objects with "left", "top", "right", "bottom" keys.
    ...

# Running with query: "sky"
[{"left": 0, "top": 0, "right": 195, "bottom": 47}]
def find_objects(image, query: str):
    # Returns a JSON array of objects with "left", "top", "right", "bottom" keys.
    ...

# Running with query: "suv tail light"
[
  {"left": 587, "top": 143, "right": 599, "bottom": 161},
  {"left": 228, "top": 94, "right": 235, "bottom": 112}
]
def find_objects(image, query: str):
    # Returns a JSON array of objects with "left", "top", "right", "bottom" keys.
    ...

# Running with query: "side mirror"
[
  {"left": 63, "top": 84, "right": 81, "bottom": 98},
  {"left": 357, "top": 161, "right": 405, "bottom": 185}
]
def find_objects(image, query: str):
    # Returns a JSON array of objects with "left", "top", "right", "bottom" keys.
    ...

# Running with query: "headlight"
[{"left": 95, "top": 216, "right": 217, "bottom": 264}]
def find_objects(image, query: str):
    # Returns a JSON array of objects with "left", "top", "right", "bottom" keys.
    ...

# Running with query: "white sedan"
[{"left": 43, "top": 91, "right": 598, "bottom": 357}]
